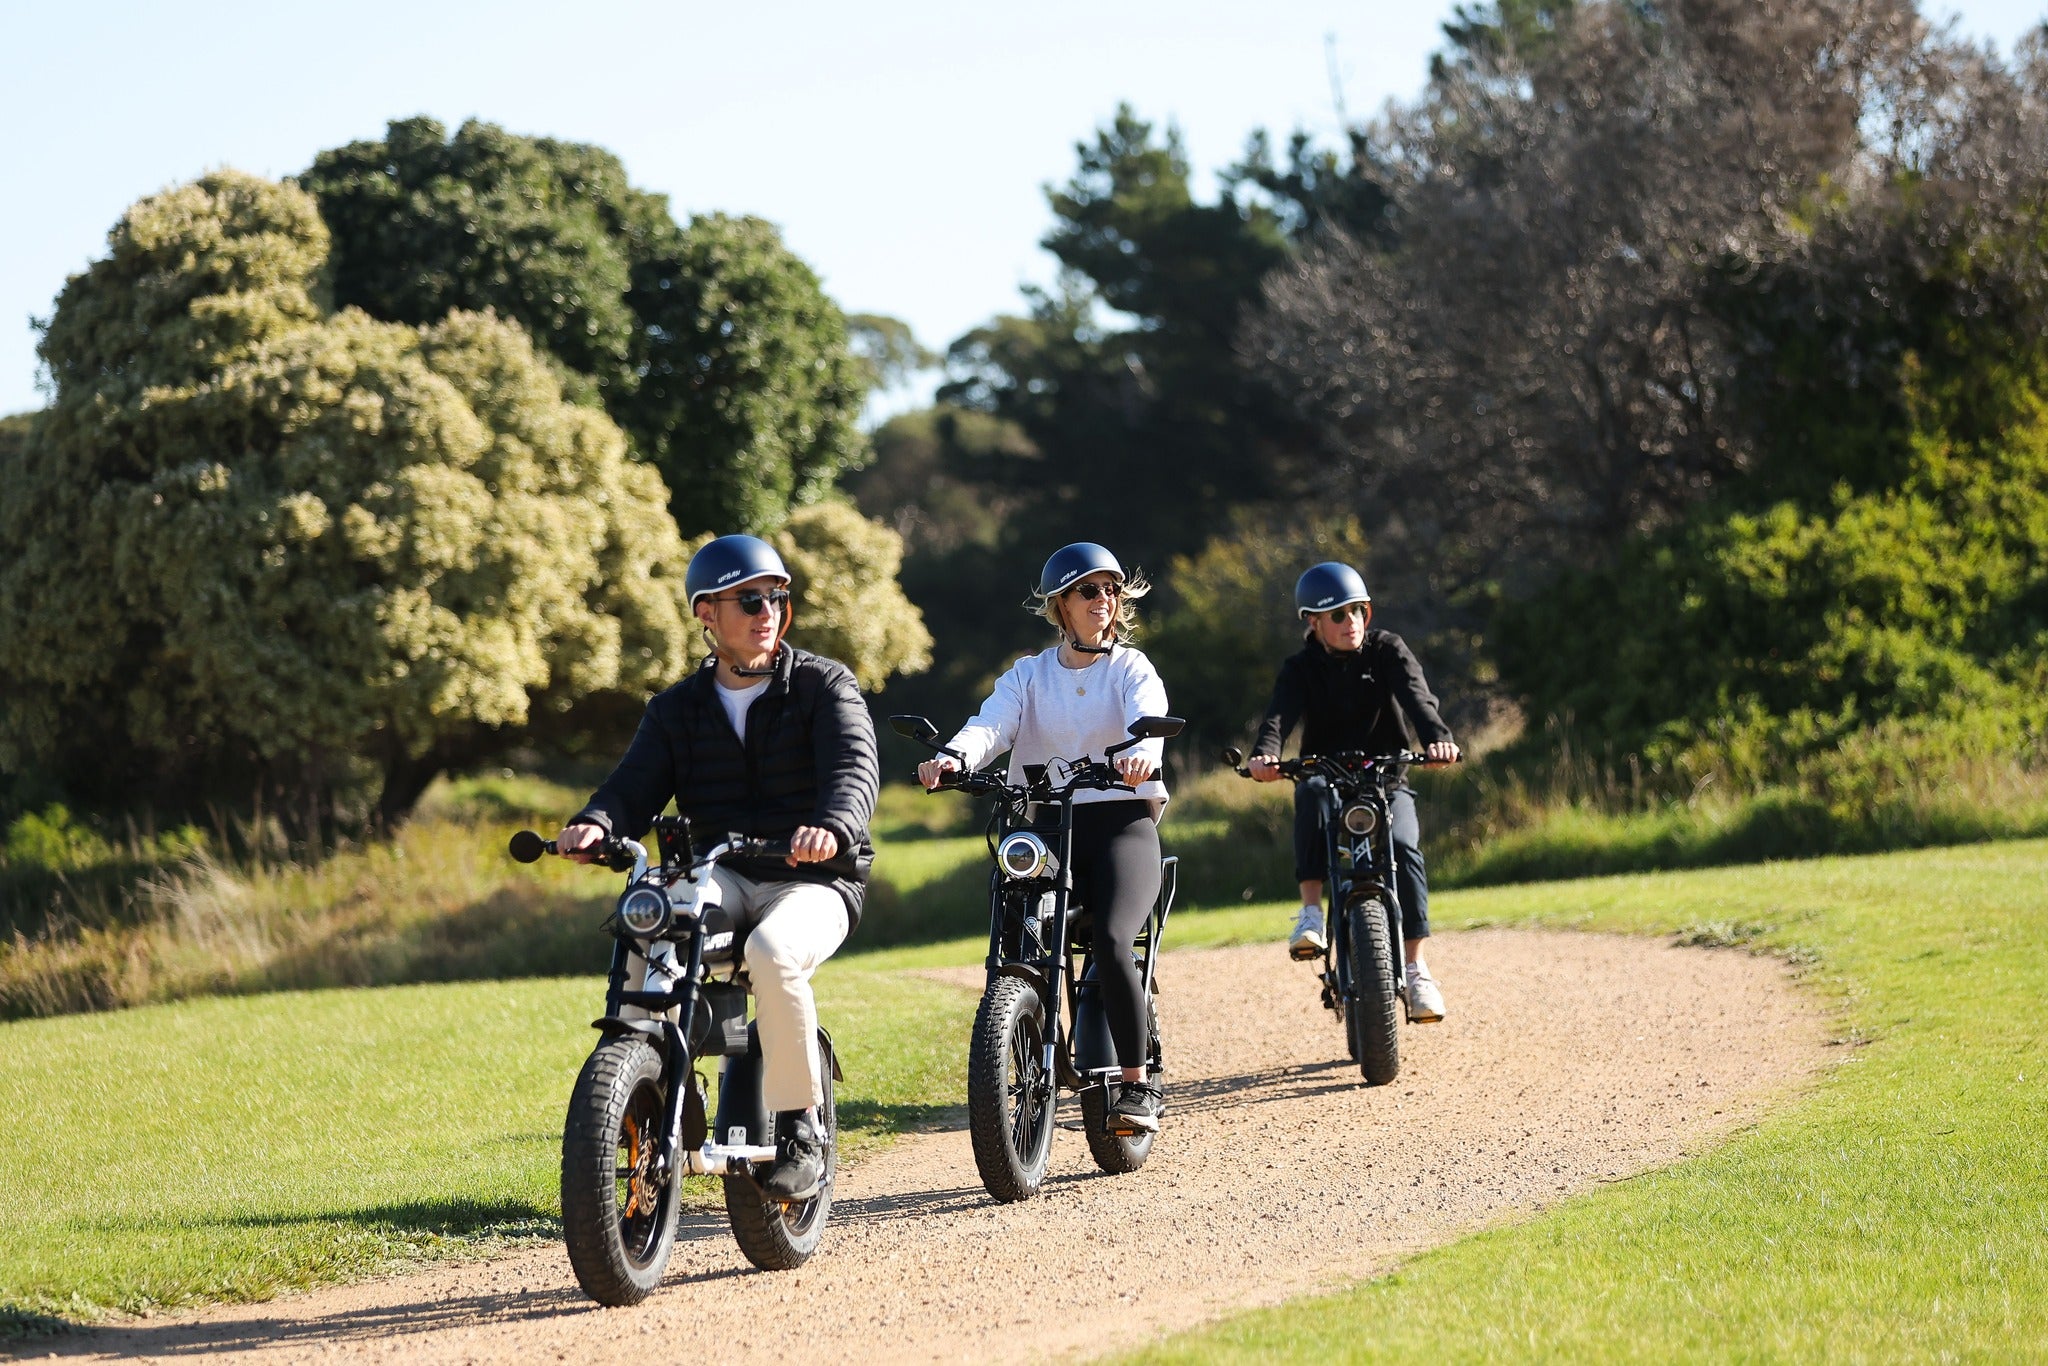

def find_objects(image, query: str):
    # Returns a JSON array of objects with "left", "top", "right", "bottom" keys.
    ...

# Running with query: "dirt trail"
[{"left": 43, "top": 928, "right": 1828, "bottom": 1364}]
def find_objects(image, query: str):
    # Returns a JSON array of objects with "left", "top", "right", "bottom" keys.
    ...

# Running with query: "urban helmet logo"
[{"left": 716, "top": 568, "right": 743, "bottom": 585}]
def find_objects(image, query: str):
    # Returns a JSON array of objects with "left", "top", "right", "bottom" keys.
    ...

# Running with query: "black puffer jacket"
[
  {"left": 1252, "top": 631, "right": 1454, "bottom": 767},
  {"left": 573, "top": 645, "right": 880, "bottom": 926}
]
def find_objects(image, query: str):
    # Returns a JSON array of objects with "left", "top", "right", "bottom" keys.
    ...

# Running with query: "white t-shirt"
[
  {"left": 946, "top": 644, "right": 1171, "bottom": 806},
  {"left": 717, "top": 676, "right": 771, "bottom": 743}
]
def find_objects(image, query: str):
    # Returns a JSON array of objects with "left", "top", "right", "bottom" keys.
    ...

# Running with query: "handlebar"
[
  {"left": 1222, "top": 748, "right": 1457, "bottom": 781},
  {"left": 509, "top": 829, "right": 795, "bottom": 874},
  {"left": 922, "top": 759, "right": 1132, "bottom": 803}
]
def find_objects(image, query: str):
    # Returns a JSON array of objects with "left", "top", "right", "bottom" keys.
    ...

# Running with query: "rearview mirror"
[
  {"left": 889, "top": 714, "right": 940, "bottom": 745},
  {"left": 1221, "top": 746, "right": 1244, "bottom": 768},
  {"left": 1126, "top": 715, "right": 1186, "bottom": 741}
]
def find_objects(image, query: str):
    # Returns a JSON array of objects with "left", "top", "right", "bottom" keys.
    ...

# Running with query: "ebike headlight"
[
  {"left": 617, "top": 885, "right": 672, "bottom": 937},
  {"left": 1341, "top": 802, "right": 1378, "bottom": 837},
  {"left": 996, "top": 831, "right": 1058, "bottom": 880}
]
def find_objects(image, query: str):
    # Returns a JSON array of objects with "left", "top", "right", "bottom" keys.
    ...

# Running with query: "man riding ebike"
[
  {"left": 555, "top": 534, "right": 878, "bottom": 1201},
  {"left": 1247, "top": 562, "right": 1461, "bottom": 1022}
]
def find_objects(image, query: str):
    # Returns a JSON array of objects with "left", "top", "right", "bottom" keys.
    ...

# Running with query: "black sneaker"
[
  {"left": 1109, "top": 1081, "right": 1162, "bottom": 1134},
  {"left": 762, "top": 1111, "right": 826, "bottom": 1201}
]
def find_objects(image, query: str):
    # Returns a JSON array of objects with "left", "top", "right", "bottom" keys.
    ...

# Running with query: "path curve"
[{"left": 49, "top": 929, "right": 1829, "bottom": 1364}]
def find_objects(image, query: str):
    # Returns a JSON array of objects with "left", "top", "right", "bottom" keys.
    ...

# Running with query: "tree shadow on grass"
[
  {"left": 68, "top": 1197, "right": 558, "bottom": 1241},
  {"left": 0, "top": 1306, "right": 75, "bottom": 1343},
  {"left": 834, "top": 1098, "right": 966, "bottom": 1138}
]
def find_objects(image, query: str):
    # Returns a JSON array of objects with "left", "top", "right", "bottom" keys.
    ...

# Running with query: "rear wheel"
[
  {"left": 967, "top": 976, "right": 1056, "bottom": 1202},
  {"left": 724, "top": 1031, "right": 837, "bottom": 1270},
  {"left": 561, "top": 1038, "right": 679, "bottom": 1305},
  {"left": 1081, "top": 991, "right": 1161, "bottom": 1174},
  {"left": 1346, "top": 897, "right": 1400, "bottom": 1085}
]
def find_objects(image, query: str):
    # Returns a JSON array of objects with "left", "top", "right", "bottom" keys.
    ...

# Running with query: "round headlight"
[
  {"left": 618, "top": 885, "right": 671, "bottom": 937},
  {"left": 1341, "top": 802, "right": 1377, "bottom": 837},
  {"left": 997, "top": 831, "right": 1057, "bottom": 880}
]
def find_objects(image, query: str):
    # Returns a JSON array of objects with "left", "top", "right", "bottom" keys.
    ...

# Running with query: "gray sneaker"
[
  {"left": 1406, "top": 963, "right": 1446, "bottom": 1023},
  {"left": 1109, "top": 1081, "right": 1163, "bottom": 1133},
  {"left": 1289, "top": 905, "right": 1327, "bottom": 960}
]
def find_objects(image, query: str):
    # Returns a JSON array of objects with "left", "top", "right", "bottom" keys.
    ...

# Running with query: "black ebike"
[
  {"left": 509, "top": 819, "right": 842, "bottom": 1304},
  {"left": 1224, "top": 748, "right": 1437, "bottom": 1086},
  {"left": 893, "top": 714, "right": 1184, "bottom": 1202}
]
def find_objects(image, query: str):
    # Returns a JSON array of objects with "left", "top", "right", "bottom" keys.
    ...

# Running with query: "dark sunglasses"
[
  {"left": 1066, "top": 581, "right": 1120, "bottom": 601},
  {"left": 710, "top": 587, "right": 791, "bottom": 616},
  {"left": 1315, "top": 604, "right": 1365, "bottom": 622}
]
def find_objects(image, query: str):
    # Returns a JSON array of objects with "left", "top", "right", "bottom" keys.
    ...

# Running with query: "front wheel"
[
  {"left": 724, "top": 1031, "right": 837, "bottom": 1270},
  {"left": 1346, "top": 897, "right": 1400, "bottom": 1085},
  {"left": 967, "top": 976, "right": 1056, "bottom": 1202},
  {"left": 561, "top": 1037, "right": 680, "bottom": 1306}
]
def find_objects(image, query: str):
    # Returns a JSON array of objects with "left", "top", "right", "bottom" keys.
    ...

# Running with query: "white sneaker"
[
  {"left": 1288, "top": 905, "right": 1327, "bottom": 960},
  {"left": 1406, "top": 963, "right": 1446, "bottom": 1022}
]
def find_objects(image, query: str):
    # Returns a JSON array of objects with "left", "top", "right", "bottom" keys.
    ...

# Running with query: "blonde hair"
[{"left": 1026, "top": 569, "right": 1152, "bottom": 645}]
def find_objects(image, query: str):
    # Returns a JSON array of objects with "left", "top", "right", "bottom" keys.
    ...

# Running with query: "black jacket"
[
  {"left": 1252, "top": 630, "right": 1454, "bottom": 766},
  {"left": 574, "top": 645, "right": 880, "bottom": 927}
]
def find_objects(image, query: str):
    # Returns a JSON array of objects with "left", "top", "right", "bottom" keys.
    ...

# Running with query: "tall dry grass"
[{"left": 0, "top": 777, "right": 609, "bottom": 1020}]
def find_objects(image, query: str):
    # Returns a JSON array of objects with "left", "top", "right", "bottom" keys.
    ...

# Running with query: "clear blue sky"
[{"left": 2, "top": 0, "right": 2042, "bottom": 418}]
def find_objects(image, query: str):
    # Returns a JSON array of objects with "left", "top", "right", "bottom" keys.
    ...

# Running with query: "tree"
[
  {"left": 860, "top": 107, "right": 1395, "bottom": 740},
  {"left": 0, "top": 171, "right": 697, "bottom": 831},
  {"left": 937, "top": 107, "right": 1323, "bottom": 566},
  {"left": 619, "top": 212, "right": 869, "bottom": 535},
  {"left": 299, "top": 119, "right": 872, "bottom": 537},
  {"left": 774, "top": 501, "right": 934, "bottom": 691},
  {"left": 1143, "top": 512, "right": 1377, "bottom": 750},
  {"left": 1248, "top": 0, "right": 1935, "bottom": 651}
]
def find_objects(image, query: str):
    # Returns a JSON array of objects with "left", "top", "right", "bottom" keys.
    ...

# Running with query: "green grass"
[
  {"left": 1141, "top": 837, "right": 2048, "bottom": 1362},
  {"left": 0, "top": 956, "right": 974, "bottom": 1320}
]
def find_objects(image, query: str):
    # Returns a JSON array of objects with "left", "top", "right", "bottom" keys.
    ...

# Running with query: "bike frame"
[
  {"left": 982, "top": 780, "right": 1176, "bottom": 1099},
  {"left": 1303, "top": 758, "right": 1410, "bottom": 1014},
  {"left": 587, "top": 817, "right": 819, "bottom": 1184}
]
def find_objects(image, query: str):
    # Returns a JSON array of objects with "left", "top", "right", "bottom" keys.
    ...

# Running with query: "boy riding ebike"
[{"left": 1246, "top": 562, "right": 1461, "bottom": 1021}]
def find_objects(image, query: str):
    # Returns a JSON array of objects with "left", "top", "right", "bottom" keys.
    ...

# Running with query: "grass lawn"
[
  {"left": 0, "top": 955, "right": 974, "bottom": 1323},
  {"left": 9, "top": 834, "right": 2045, "bottom": 1358},
  {"left": 1141, "top": 837, "right": 2048, "bottom": 1361}
]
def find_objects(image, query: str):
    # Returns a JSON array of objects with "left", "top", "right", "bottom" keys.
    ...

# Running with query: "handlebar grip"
[{"left": 740, "top": 839, "right": 795, "bottom": 860}]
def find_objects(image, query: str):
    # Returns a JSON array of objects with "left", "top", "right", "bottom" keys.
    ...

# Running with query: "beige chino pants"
[{"left": 711, "top": 867, "right": 849, "bottom": 1113}]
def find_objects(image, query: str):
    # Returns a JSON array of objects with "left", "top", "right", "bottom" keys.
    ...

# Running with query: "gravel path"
[{"left": 43, "top": 928, "right": 1827, "bottom": 1364}]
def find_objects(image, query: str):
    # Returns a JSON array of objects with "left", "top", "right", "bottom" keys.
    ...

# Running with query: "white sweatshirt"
[{"left": 947, "top": 644, "right": 1171, "bottom": 806}]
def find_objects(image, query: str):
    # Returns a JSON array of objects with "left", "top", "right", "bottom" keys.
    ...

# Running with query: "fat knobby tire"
[
  {"left": 561, "top": 1037, "right": 678, "bottom": 1306},
  {"left": 725, "top": 1031, "right": 838, "bottom": 1270},
  {"left": 1346, "top": 898, "right": 1401, "bottom": 1085},
  {"left": 967, "top": 976, "right": 1055, "bottom": 1202}
]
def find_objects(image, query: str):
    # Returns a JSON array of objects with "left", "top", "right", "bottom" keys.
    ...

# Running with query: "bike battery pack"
[{"left": 689, "top": 982, "right": 750, "bottom": 1057}]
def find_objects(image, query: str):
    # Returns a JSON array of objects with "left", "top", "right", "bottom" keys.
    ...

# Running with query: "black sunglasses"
[
  {"left": 1314, "top": 604, "right": 1365, "bottom": 622},
  {"left": 1067, "top": 581, "right": 1120, "bottom": 601},
  {"left": 710, "top": 587, "right": 791, "bottom": 616}
]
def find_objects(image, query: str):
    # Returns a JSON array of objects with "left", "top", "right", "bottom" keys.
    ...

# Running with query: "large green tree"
[
  {"left": 0, "top": 172, "right": 698, "bottom": 830},
  {"left": 299, "top": 118, "right": 870, "bottom": 537}
]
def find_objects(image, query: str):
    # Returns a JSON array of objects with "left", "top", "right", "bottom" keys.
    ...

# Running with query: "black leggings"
[{"left": 1069, "top": 800, "right": 1163, "bottom": 1069}]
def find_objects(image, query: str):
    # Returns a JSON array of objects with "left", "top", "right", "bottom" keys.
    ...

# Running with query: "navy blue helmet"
[
  {"left": 1037, "top": 542, "right": 1124, "bottom": 597},
  {"left": 1295, "top": 562, "right": 1371, "bottom": 617},
  {"left": 686, "top": 535, "right": 790, "bottom": 607}
]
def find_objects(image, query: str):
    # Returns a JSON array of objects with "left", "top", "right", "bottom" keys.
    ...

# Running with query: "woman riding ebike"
[{"left": 917, "top": 543, "right": 1179, "bottom": 1169}]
